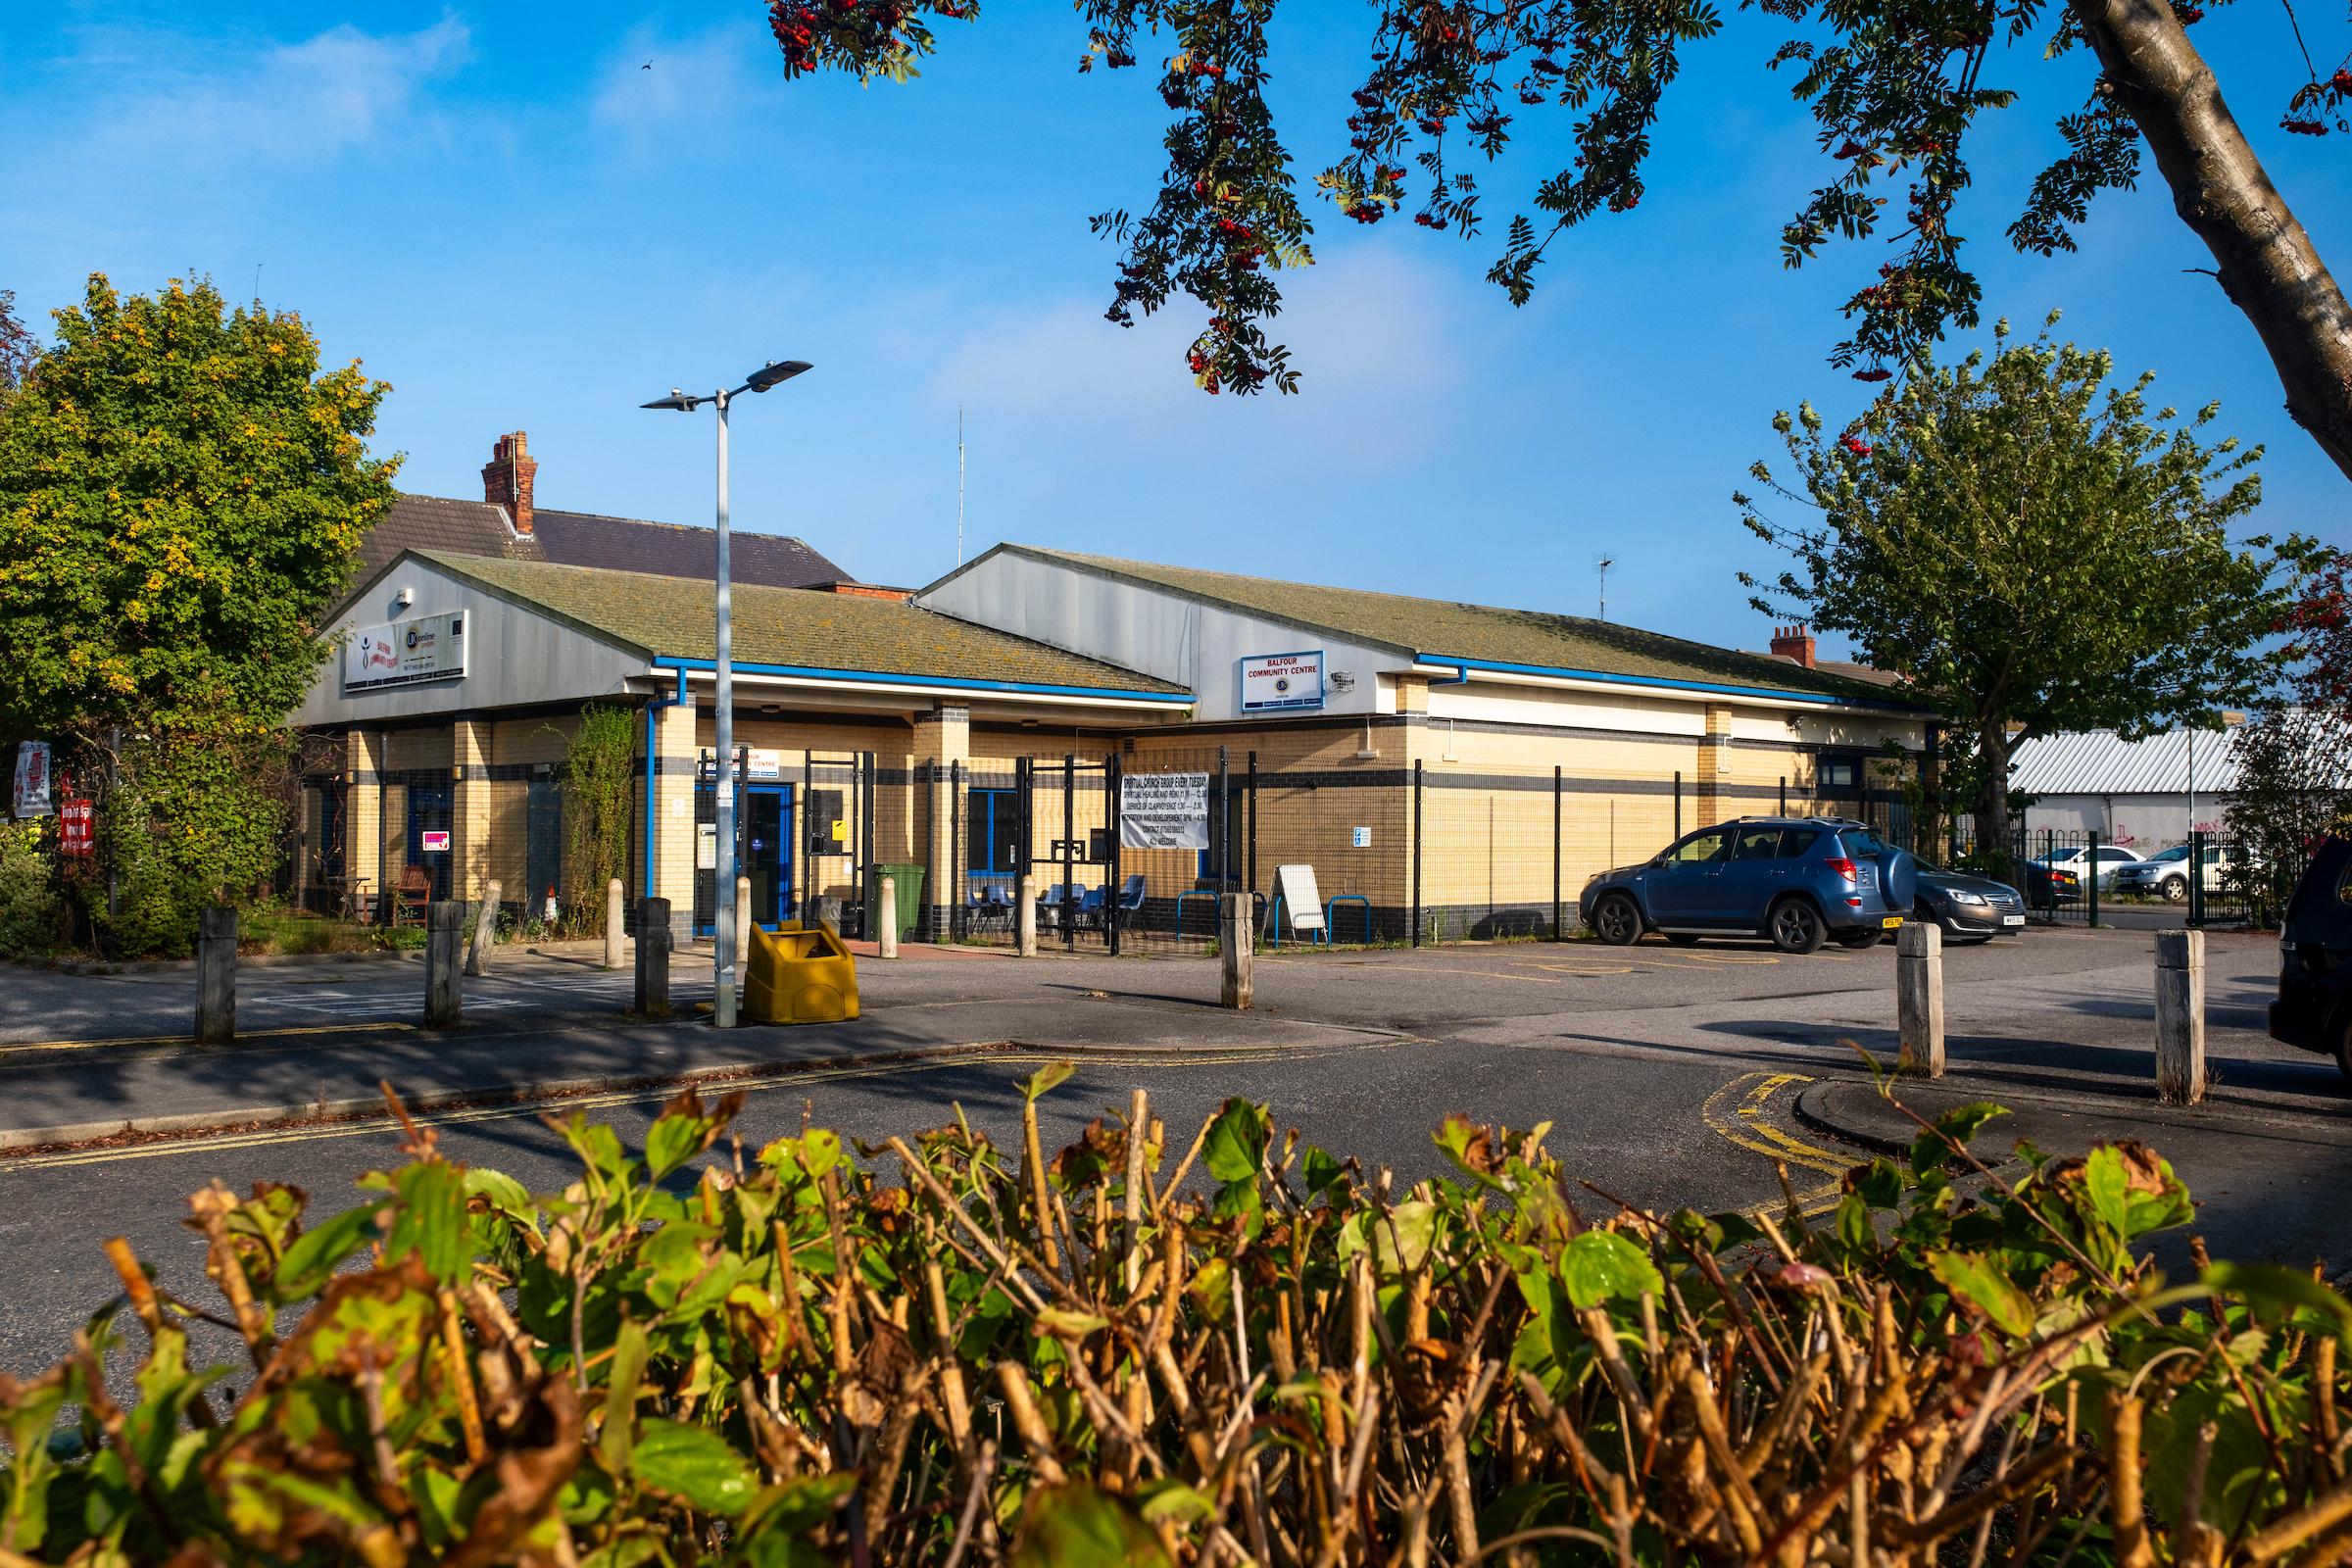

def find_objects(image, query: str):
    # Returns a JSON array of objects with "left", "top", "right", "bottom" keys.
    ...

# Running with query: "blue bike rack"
[
  {"left": 1325, "top": 894, "right": 1371, "bottom": 944},
  {"left": 1174, "top": 889, "right": 1220, "bottom": 941}
]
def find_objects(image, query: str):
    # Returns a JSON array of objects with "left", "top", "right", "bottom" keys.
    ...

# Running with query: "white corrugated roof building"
[{"left": 2009, "top": 727, "right": 2244, "bottom": 797}]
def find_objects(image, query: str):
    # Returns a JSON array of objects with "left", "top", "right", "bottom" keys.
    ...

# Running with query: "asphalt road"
[{"left": 2, "top": 925, "right": 2341, "bottom": 1383}]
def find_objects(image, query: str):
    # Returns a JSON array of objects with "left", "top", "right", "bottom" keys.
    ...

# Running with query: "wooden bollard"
[
  {"left": 465, "top": 879, "right": 501, "bottom": 976},
  {"left": 604, "top": 878, "right": 624, "bottom": 969},
  {"left": 878, "top": 874, "right": 900, "bottom": 959},
  {"left": 1017, "top": 875, "right": 1038, "bottom": 958},
  {"left": 635, "top": 897, "right": 672, "bottom": 1018},
  {"left": 195, "top": 905, "right": 237, "bottom": 1045},
  {"left": 425, "top": 900, "right": 464, "bottom": 1029},
  {"left": 2156, "top": 929, "right": 2207, "bottom": 1105},
  {"left": 1896, "top": 920, "right": 1944, "bottom": 1076},
  {"left": 1220, "top": 892, "right": 1252, "bottom": 1009},
  {"left": 734, "top": 875, "right": 752, "bottom": 956}
]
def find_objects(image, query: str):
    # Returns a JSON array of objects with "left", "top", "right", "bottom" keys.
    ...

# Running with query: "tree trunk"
[
  {"left": 2072, "top": 0, "right": 2352, "bottom": 481},
  {"left": 1976, "top": 720, "right": 2014, "bottom": 868}
]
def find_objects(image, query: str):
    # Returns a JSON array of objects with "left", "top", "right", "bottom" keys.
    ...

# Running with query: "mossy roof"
[
  {"left": 406, "top": 550, "right": 1188, "bottom": 697},
  {"left": 997, "top": 547, "right": 1909, "bottom": 706}
]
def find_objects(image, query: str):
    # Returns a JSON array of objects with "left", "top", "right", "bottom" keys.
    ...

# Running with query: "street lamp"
[{"left": 642, "top": 359, "right": 812, "bottom": 1027}]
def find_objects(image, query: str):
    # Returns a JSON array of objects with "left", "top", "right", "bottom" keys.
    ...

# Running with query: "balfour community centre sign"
[{"left": 1238, "top": 650, "right": 1325, "bottom": 712}]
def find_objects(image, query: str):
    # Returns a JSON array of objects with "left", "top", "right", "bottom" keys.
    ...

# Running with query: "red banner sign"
[{"left": 60, "top": 799, "right": 93, "bottom": 857}]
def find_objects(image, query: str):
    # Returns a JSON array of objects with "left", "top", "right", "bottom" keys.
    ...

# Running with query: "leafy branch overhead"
[{"left": 763, "top": 0, "right": 2352, "bottom": 481}]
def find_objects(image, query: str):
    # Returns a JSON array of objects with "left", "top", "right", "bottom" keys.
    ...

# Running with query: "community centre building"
[{"left": 289, "top": 438, "right": 1930, "bottom": 943}]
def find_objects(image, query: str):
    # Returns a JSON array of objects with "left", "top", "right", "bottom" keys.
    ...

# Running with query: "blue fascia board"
[
  {"left": 1426, "top": 653, "right": 1922, "bottom": 710},
  {"left": 651, "top": 656, "right": 1194, "bottom": 705}
]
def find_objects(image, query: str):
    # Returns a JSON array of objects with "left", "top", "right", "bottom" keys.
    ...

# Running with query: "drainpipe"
[{"left": 1429, "top": 662, "right": 1470, "bottom": 687}]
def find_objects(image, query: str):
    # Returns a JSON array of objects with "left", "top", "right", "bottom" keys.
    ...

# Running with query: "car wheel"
[
  {"left": 2162, "top": 876, "right": 2187, "bottom": 904},
  {"left": 1768, "top": 898, "right": 1827, "bottom": 955},
  {"left": 1592, "top": 893, "right": 1642, "bottom": 947},
  {"left": 1664, "top": 932, "right": 1703, "bottom": 947}
]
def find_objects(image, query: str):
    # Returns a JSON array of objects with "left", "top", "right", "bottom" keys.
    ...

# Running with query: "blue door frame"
[{"left": 694, "top": 783, "right": 795, "bottom": 936}]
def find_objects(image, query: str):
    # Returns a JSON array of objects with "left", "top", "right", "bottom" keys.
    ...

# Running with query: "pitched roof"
[
  {"left": 352, "top": 495, "right": 543, "bottom": 586},
  {"left": 990, "top": 547, "right": 1909, "bottom": 706},
  {"left": 528, "top": 508, "right": 850, "bottom": 588},
  {"left": 2009, "top": 727, "right": 2246, "bottom": 796},
  {"left": 407, "top": 550, "right": 1187, "bottom": 697}
]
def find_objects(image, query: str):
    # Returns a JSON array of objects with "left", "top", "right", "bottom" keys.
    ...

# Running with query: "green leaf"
[
  {"left": 1928, "top": 1250, "right": 2034, "bottom": 1338},
  {"left": 631, "top": 1419, "right": 759, "bottom": 1517},
  {"left": 1201, "top": 1099, "right": 1269, "bottom": 1184},
  {"left": 598, "top": 1318, "right": 650, "bottom": 1473},
  {"left": 387, "top": 1161, "right": 469, "bottom": 1283},
  {"left": 1011, "top": 1482, "right": 1173, "bottom": 1568},
  {"left": 464, "top": 1167, "right": 535, "bottom": 1223},
  {"left": 1021, "top": 1061, "right": 1077, "bottom": 1104},
  {"left": 1137, "top": 1479, "right": 1217, "bottom": 1525},
  {"left": 2204, "top": 1261, "right": 2352, "bottom": 1344},
  {"left": 2081, "top": 1147, "right": 2132, "bottom": 1236},
  {"left": 1373, "top": 1201, "right": 1438, "bottom": 1275},
  {"left": 745, "top": 1472, "right": 857, "bottom": 1536},
  {"left": 1558, "top": 1231, "right": 1664, "bottom": 1309},
  {"left": 1035, "top": 1308, "right": 1110, "bottom": 1341},
  {"left": 272, "top": 1202, "right": 379, "bottom": 1301},
  {"left": 1931, "top": 1102, "right": 2008, "bottom": 1149},
  {"left": 646, "top": 1102, "right": 718, "bottom": 1182},
  {"left": 1301, "top": 1146, "right": 1344, "bottom": 1197}
]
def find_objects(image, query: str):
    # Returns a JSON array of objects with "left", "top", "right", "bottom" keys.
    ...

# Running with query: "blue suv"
[{"left": 1578, "top": 817, "right": 1918, "bottom": 954}]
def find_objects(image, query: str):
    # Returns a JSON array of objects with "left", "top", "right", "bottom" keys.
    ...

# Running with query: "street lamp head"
[
  {"left": 640, "top": 389, "right": 699, "bottom": 413},
  {"left": 744, "top": 359, "right": 813, "bottom": 394}
]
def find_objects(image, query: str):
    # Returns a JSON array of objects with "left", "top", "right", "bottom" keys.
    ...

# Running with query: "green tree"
[
  {"left": 765, "top": 2, "right": 2352, "bottom": 482},
  {"left": 561, "top": 705, "right": 638, "bottom": 934},
  {"left": 0, "top": 290, "right": 33, "bottom": 411},
  {"left": 0, "top": 274, "right": 397, "bottom": 739},
  {"left": 1736, "top": 316, "right": 2316, "bottom": 858}
]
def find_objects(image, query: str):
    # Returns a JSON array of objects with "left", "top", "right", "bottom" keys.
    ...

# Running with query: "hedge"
[{"left": 2, "top": 1070, "right": 2348, "bottom": 1566}]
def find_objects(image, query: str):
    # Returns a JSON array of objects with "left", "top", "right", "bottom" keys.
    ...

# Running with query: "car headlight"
[{"left": 1950, "top": 891, "right": 1987, "bottom": 906}]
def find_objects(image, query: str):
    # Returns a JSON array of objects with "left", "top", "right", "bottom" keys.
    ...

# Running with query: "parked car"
[
  {"left": 1578, "top": 816, "right": 1916, "bottom": 955},
  {"left": 1912, "top": 867, "right": 2028, "bottom": 942},
  {"left": 2267, "top": 836, "right": 2351, "bottom": 1082},
  {"left": 2110, "top": 841, "right": 2250, "bottom": 903},
  {"left": 2029, "top": 843, "right": 2144, "bottom": 891},
  {"left": 2019, "top": 858, "right": 2082, "bottom": 907}
]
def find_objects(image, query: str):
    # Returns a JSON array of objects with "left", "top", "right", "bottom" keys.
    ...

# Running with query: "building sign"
[
  {"left": 1239, "top": 650, "right": 1325, "bottom": 713},
  {"left": 1119, "top": 771, "right": 1209, "bottom": 850},
  {"left": 1352, "top": 826, "right": 1371, "bottom": 849},
  {"left": 420, "top": 830, "right": 452, "bottom": 854},
  {"left": 345, "top": 612, "right": 467, "bottom": 692},
  {"left": 747, "top": 748, "right": 784, "bottom": 781},
  {"left": 60, "top": 800, "right": 93, "bottom": 856},
  {"left": 12, "top": 742, "right": 52, "bottom": 818}
]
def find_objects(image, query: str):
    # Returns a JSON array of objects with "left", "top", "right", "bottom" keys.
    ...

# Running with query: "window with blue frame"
[{"left": 967, "top": 788, "right": 1018, "bottom": 892}]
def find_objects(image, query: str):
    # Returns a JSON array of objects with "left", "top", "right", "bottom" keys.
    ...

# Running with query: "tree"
[
  {"left": 0, "top": 274, "right": 398, "bottom": 741},
  {"left": 2225, "top": 558, "right": 2352, "bottom": 912},
  {"left": 1736, "top": 316, "right": 2317, "bottom": 856},
  {"left": 0, "top": 290, "right": 32, "bottom": 410},
  {"left": 765, "top": 1, "right": 2352, "bottom": 481}
]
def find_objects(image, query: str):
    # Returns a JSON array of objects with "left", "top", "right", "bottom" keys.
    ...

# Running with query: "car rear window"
[
  {"left": 1838, "top": 827, "right": 1888, "bottom": 857},
  {"left": 1780, "top": 828, "right": 1820, "bottom": 858}
]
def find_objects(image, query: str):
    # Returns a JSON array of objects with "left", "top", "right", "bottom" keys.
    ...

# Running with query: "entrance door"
[
  {"left": 744, "top": 788, "right": 794, "bottom": 929},
  {"left": 406, "top": 782, "right": 453, "bottom": 902}
]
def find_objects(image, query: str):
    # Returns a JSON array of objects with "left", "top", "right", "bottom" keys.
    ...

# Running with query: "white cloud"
[
  {"left": 590, "top": 23, "right": 779, "bottom": 159},
  {"left": 73, "top": 16, "right": 470, "bottom": 167}
]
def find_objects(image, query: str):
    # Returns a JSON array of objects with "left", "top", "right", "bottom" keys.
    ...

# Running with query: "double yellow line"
[
  {"left": 1699, "top": 1069, "right": 1853, "bottom": 1218},
  {"left": 0, "top": 1021, "right": 416, "bottom": 1058}
]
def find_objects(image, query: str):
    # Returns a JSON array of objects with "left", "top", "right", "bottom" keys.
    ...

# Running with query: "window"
[
  {"left": 1669, "top": 831, "right": 1730, "bottom": 864},
  {"left": 1780, "top": 828, "right": 1820, "bottom": 858},
  {"left": 1732, "top": 826, "right": 1785, "bottom": 860},
  {"left": 1838, "top": 827, "right": 1888, "bottom": 857},
  {"left": 1819, "top": 756, "right": 1861, "bottom": 791}
]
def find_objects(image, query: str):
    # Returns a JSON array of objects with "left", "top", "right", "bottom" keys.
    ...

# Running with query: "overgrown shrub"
[
  {"left": 5, "top": 1079, "right": 2348, "bottom": 1566},
  {"left": 562, "top": 705, "right": 636, "bottom": 936},
  {"left": 0, "top": 818, "right": 61, "bottom": 956},
  {"left": 91, "top": 721, "right": 291, "bottom": 957}
]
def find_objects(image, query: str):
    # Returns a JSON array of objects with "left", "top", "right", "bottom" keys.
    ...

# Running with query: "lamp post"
[{"left": 642, "top": 359, "right": 812, "bottom": 1027}]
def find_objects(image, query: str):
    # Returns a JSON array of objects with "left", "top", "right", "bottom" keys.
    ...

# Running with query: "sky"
[{"left": 4, "top": 2, "right": 2349, "bottom": 656}]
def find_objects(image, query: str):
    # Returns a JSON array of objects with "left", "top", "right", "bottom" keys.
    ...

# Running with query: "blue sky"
[{"left": 4, "top": 2, "right": 2348, "bottom": 653}]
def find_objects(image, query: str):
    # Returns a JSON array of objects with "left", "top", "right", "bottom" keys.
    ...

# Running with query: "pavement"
[{"left": 0, "top": 922, "right": 2342, "bottom": 1379}]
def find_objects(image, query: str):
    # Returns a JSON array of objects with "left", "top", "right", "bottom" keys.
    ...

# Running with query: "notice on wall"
[
  {"left": 60, "top": 800, "right": 93, "bottom": 857},
  {"left": 1351, "top": 826, "right": 1371, "bottom": 849},
  {"left": 420, "top": 830, "right": 452, "bottom": 854},
  {"left": 697, "top": 823, "right": 718, "bottom": 870},
  {"left": 1119, "top": 771, "right": 1209, "bottom": 850},
  {"left": 345, "top": 612, "right": 467, "bottom": 692},
  {"left": 12, "top": 742, "right": 52, "bottom": 819},
  {"left": 1239, "top": 650, "right": 1325, "bottom": 712}
]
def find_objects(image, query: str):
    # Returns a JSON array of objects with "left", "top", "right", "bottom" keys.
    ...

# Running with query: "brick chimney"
[
  {"left": 482, "top": 431, "right": 538, "bottom": 534},
  {"left": 1770, "top": 622, "right": 1817, "bottom": 669}
]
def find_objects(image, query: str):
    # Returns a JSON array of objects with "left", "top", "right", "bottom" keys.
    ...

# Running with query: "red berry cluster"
[
  {"left": 1841, "top": 435, "right": 1873, "bottom": 457},
  {"left": 1851, "top": 368, "right": 1893, "bottom": 383}
]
